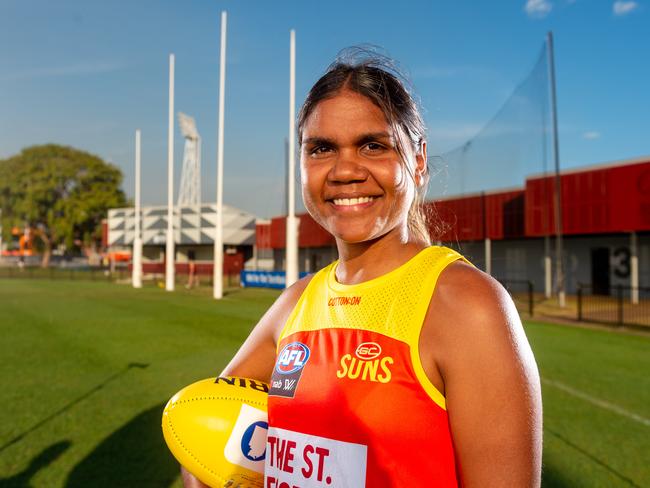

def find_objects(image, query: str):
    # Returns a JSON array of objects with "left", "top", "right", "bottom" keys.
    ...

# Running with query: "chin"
[{"left": 329, "top": 225, "right": 382, "bottom": 244}]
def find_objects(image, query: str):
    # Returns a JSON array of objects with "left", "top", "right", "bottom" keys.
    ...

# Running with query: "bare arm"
[
  {"left": 421, "top": 262, "right": 542, "bottom": 487},
  {"left": 181, "top": 276, "right": 313, "bottom": 488}
]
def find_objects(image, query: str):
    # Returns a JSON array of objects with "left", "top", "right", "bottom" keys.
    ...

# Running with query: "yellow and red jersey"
[{"left": 265, "top": 246, "right": 467, "bottom": 487}]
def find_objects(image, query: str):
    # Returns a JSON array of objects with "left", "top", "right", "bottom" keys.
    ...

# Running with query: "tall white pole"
[
  {"left": 484, "top": 238, "right": 492, "bottom": 276},
  {"left": 631, "top": 232, "right": 639, "bottom": 304},
  {"left": 547, "top": 31, "right": 565, "bottom": 307},
  {"left": 166, "top": 54, "right": 176, "bottom": 291},
  {"left": 213, "top": 11, "right": 227, "bottom": 299},
  {"left": 285, "top": 29, "right": 299, "bottom": 288},
  {"left": 132, "top": 129, "right": 143, "bottom": 288}
]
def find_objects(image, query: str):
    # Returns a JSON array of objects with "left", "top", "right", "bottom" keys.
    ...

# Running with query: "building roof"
[{"left": 107, "top": 204, "right": 258, "bottom": 246}]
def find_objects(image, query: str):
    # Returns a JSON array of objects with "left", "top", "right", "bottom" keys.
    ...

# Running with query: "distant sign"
[{"left": 241, "top": 271, "right": 309, "bottom": 289}]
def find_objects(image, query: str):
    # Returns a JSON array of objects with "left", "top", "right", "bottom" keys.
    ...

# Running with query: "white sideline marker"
[{"left": 542, "top": 378, "right": 650, "bottom": 427}]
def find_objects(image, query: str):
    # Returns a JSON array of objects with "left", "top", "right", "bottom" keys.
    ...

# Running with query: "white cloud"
[
  {"left": 525, "top": 0, "right": 553, "bottom": 18},
  {"left": 613, "top": 1, "right": 639, "bottom": 15},
  {"left": 582, "top": 131, "right": 601, "bottom": 140}
]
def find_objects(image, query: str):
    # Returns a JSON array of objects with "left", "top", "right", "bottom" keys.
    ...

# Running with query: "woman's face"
[{"left": 300, "top": 89, "right": 425, "bottom": 244}]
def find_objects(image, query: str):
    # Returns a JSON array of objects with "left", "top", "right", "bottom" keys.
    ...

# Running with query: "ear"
[{"left": 414, "top": 141, "right": 427, "bottom": 187}]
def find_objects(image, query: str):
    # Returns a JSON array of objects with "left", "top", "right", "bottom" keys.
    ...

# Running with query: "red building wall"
[
  {"left": 431, "top": 195, "right": 485, "bottom": 242},
  {"left": 270, "top": 214, "right": 335, "bottom": 249},
  {"left": 485, "top": 190, "right": 525, "bottom": 240},
  {"left": 256, "top": 222, "right": 272, "bottom": 250},
  {"left": 526, "top": 160, "right": 650, "bottom": 236}
]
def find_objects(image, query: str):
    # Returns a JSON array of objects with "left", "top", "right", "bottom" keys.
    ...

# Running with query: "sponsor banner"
[
  {"left": 264, "top": 427, "right": 367, "bottom": 488},
  {"left": 270, "top": 342, "right": 310, "bottom": 398},
  {"left": 241, "top": 271, "right": 309, "bottom": 289},
  {"left": 224, "top": 403, "right": 268, "bottom": 474}
]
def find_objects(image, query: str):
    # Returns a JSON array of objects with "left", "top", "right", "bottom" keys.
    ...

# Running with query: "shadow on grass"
[
  {"left": 65, "top": 403, "right": 179, "bottom": 487},
  {"left": 541, "top": 462, "right": 578, "bottom": 488},
  {"left": 0, "top": 363, "right": 149, "bottom": 455},
  {"left": 0, "top": 441, "right": 71, "bottom": 487},
  {"left": 544, "top": 426, "right": 641, "bottom": 488}
]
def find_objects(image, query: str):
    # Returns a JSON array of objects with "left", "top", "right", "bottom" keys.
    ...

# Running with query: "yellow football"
[{"left": 162, "top": 376, "right": 269, "bottom": 488}]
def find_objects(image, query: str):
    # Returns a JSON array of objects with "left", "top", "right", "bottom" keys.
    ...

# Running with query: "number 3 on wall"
[{"left": 612, "top": 247, "right": 631, "bottom": 278}]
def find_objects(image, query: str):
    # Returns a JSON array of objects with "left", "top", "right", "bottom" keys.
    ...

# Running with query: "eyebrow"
[
  {"left": 302, "top": 132, "right": 394, "bottom": 147},
  {"left": 356, "top": 132, "right": 394, "bottom": 146},
  {"left": 302, "top": 136, "right": 335, "bottom": 147}
]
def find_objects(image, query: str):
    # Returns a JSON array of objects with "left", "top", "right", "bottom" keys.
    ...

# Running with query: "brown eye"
[
  {"left": 310, "top": 145, "right": 333, "bottom": 157},
  {"left": 362, "top": 142, "right": 387, "bottom": 154}
]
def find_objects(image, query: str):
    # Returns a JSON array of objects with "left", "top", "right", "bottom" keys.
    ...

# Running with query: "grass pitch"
[{"left": 0, "top": 279, "right": 648, "bottom": 487}]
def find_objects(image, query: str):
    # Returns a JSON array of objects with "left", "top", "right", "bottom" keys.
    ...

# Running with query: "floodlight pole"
[
  {"left": 547, "top": 31, "right": 565, "bottom": 307},
  {"left": 285, "top": 29, "right": 299, "bottom": 288},
  {"left": 214, "top": 11, "right": 227, "bottom": 299},
  {"left": 166, "top": 53, "right": 176, "bottom": 291},
  {"left": 132, "top": 129, "right": 143, "bottom": 288}
]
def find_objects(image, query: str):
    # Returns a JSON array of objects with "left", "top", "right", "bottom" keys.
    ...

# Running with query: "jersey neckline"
[{"left": 327, "top": 246, "right": 434, "bottom": 293}]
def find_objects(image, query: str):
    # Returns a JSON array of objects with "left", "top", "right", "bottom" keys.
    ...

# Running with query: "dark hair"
[{"left": 298, "top": 48, "right": 433, "bottom": 245}]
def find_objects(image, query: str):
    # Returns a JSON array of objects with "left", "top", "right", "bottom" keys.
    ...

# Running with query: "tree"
[{"left": 0, "top": 144, "right": 127, "bottom": 266}]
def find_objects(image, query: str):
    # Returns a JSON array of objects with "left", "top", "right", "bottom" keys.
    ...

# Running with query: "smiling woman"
[{"left": 182, "top": 50, "right": 542, "bottom": 488}]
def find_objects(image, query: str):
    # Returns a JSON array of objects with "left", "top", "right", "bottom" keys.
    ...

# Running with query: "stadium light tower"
[
  {"left": 166, "top": 53, "right": 176, "bottom": 292},
  {"left": 177, "top": 113, "right": 201, "bottom": 206}
]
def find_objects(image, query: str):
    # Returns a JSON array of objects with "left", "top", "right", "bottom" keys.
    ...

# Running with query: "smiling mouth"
[{"left": 331, "top": 196, "right": 377, "bottom": 206}]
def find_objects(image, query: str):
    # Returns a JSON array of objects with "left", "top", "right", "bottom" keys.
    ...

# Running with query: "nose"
[{"left": 328, "top": 149, "right": 368, "bottom": 184}]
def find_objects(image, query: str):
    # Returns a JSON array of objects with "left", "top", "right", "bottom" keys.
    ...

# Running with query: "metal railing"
[
  {"left": 497, "top": 279, "right": 534, "bottom": 317},
  {"left": 577, "top": 283, "right": 650, "bottom": 327},
  {"left": 0, "top": 265, "right": 123, "bottom": 281},
  {"left": 0, "top": 265, "right": 241, "bottom": 287}
]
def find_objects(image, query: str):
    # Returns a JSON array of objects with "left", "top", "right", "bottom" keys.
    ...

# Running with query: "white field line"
[{"left": 542, "top": 378, "right": 650, "bottom": 428}]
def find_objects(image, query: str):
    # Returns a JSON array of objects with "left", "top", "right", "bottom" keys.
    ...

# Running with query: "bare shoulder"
[
  {"left": 428, "top": 259, "right": 538, "bottom": 386},
  {"left": 425, "top": 260, "right": 543, "bottom": 486},
  {"left": 434, "top": 260, "right": 516, "bottom": 327},
  {"left": 220, "top": 274, "right": 314, "bottom": 381}
]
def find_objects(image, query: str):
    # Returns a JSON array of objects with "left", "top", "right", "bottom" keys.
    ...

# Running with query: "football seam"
[
  {"left": 172, "top": 396, "right": 266, "bottom": 407},
  {"left": 167, "top": 396, "right": 266, "bottom": 485},
  {"left": 167, "top": 415, "right": 231, "bottom": 485}
]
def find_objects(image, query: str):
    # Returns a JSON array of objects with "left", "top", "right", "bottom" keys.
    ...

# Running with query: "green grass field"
[{"left": 0, "top": 279, "right": 648, "bottom": 487}]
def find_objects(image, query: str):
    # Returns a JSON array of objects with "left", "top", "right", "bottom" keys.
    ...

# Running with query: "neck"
[{"left": 334, "top": 227, "right": 428, "bottom": 285}]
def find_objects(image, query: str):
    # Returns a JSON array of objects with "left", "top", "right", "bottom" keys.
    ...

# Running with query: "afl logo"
[
  {"left": 276, "top": 342, "right": 310, "bottom": 375},
  {"left": 355, "top": 342, "right": 382, "bottom": 360}
]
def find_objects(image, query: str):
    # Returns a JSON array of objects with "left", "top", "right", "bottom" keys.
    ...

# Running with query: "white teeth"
[{"left": 332, "top": 196, "right": 374, "bottom": 206}]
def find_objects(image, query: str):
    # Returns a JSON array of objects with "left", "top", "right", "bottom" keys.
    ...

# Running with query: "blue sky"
[{"left": 1, "top": 0, "right": 648, "bottom": 218}]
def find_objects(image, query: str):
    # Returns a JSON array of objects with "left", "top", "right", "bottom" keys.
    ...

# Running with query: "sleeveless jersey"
[{"left": 265, "top": 246, "right": 466, "bottom": 488}]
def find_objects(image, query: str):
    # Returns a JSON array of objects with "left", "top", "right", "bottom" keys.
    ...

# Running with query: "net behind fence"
[{"left": 429, "top": 43, "right": 553, "bottom": 200}]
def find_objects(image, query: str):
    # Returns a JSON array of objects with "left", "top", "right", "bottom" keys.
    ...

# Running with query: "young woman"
[{"left": 183, "top": 54, "right": 542, "bottom": 487}]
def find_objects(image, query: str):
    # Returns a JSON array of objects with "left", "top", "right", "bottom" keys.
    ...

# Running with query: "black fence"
[
  {"left": 577, "top": 283, "right": 650, "bottom": 327},
  {"left": 497, "top": 279, "right": 534, "bottom": 317},
  {"left": 0, "top": 265, "right": 125, "bottom": 281},
  {"left": 0, "top": 265, "right": 241, "bottom": 287}
]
